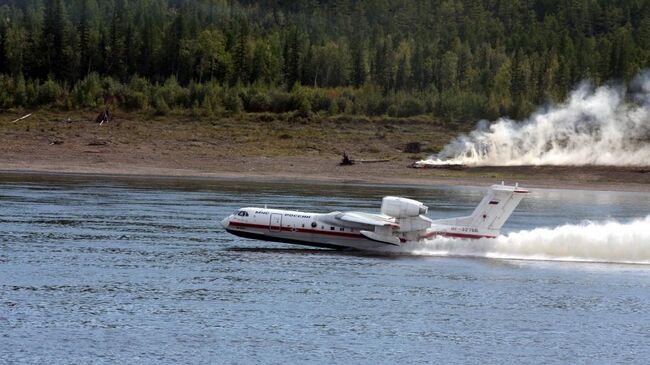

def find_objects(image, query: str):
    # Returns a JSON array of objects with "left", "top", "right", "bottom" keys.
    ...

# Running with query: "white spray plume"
[
  {"left": 401, "top": 215, "right": 650, "bottom": 265},
  {"left": 418, "top": 72, "right": 650, "bottom": 166}
]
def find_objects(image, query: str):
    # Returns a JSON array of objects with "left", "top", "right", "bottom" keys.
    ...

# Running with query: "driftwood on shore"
[
  {"left": 340, "top": 152, "right": 354, "bottom": 165},
  {"left": 410, "top": 162, "right": 466, "bottom": 169},
  {"left": 10, "top": 113, "right": 32, "bottom": 123},
  {"left": 95, "top": 108, "right": 111, "bottom": 125},
  {"left": 354, "top": 158, "right": 392, "bottom": 163}
]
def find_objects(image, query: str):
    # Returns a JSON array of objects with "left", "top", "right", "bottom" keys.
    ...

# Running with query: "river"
[{"left": 1, "top": 174, "right": 649, "bottom": 364}]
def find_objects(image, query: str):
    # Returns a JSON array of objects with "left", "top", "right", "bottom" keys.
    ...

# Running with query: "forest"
[{"left": 0, "top": 0, "right": 649, "bottom": 120}]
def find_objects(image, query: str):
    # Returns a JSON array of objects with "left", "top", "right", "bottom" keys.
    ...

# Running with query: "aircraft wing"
[{"left": 337, "top": 212, "right": 399, "bottom": 228}]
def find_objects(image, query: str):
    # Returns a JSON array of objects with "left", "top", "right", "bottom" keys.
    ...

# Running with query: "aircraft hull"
[{"left": 223, "top": 220, "right": 393, "bottom": 251}]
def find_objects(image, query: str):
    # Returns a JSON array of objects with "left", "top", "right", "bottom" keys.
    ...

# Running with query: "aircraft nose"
[{"left": 220, "top": 216, "right": 231, "bottom": 229}]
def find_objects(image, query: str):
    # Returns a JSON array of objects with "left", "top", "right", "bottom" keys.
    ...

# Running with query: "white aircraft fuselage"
[{"left": 221, "top": 184, "right": 529, "bottom": 251}]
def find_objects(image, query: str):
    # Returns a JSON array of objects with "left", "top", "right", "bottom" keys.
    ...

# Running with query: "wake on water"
[
  {"left": 417, "top": 71, "right": 650, "bottom": 167},
  {"left": 400, "top": 215, "right": 650, "bottom": 265},
  {"left": 411, "top": 74, "right": 650, "bottom": 263}
]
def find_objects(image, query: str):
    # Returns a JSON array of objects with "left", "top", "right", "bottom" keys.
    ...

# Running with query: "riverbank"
[{"left": 1, "top": 111, "right": 648, "bottom": 192}]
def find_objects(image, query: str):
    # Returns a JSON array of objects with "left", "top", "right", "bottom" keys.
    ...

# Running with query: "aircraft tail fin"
[{"left": 433, "top": 184, "right": 528, "bottom": 233}]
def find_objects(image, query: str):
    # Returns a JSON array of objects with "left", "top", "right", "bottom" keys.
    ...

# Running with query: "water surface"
[{"left": 1, "top": 175, "right": 649, "bottom": 364}]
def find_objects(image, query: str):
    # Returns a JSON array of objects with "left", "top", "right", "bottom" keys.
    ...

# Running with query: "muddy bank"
[{"left": 0, "top": 112, "right": 648, "bottom": 192}]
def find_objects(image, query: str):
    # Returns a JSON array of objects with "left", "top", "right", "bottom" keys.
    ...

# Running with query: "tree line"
[{"left": 0, "top": 0, "right": 649, "bottom": 120}]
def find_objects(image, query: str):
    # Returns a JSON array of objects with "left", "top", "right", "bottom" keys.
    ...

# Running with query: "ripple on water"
[{"left": 1, "top": 178, "right": 650, "bottom": 364}]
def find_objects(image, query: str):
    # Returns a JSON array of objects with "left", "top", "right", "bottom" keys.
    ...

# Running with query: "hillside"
[{"left": 1, "top": 0, "right": 649, "bottom": 120}]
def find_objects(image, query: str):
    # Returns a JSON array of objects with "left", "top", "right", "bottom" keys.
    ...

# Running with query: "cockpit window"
[{"left": 237, "top": 211, "right": 249, "bottom": 217}]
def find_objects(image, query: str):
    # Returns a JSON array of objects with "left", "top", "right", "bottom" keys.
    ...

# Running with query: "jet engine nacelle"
[{"left": 381, "top": 197, "right": 428, "bottom": 218}]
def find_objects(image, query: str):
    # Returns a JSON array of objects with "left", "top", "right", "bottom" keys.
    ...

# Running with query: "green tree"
[
  {"left": 611, "top": 25, "right": 637, "bottom": 80},
  {"left": 0, "top": 19, "right": 7, "bottom": 75},
  {"left": 351, "top": 45, "right": 367, "bottom": 87},
  {"left": 488, "top": 57, "right": 512, "bottom": 117},
  {"left": 108, "top": 0, "right": 129, "bottom": 79},
  {"left": 0, "top": 0, "right": 648, "bottom": 119},
  {"left": 439, "top": 50, "right": 459, "bottom": 90},
  {"left": 196, "top": 29, "right": 228, "bottom": 83},
  {"left": 3, "top": 24, "right": 25, "bottom": 76},
  {"left": 284, "top": 29, "right": 301, "bottom": 90},
  {"left": 42, "top": 0, "right": 69, "bottom": 80},
  {"left": 78, "top": 0, "right": 92, "bottom": 76},
  {"left": 233, "top": 22, "right": 250, "bottom": 84},
  {"left": 372, "top": 38, "right": 393, "bottom": 93}
]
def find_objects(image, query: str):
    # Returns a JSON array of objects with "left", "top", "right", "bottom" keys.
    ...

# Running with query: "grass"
[
  {"left": 1, "top": 108, "right": 648, "bottom": 191},
  {"left": 0, "top": 109, "right": 465, "bottom": 161}
]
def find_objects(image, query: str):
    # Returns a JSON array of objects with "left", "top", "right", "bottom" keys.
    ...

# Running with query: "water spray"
[{"left": 403, "top": 215, "right": 650, "bottom": 265}]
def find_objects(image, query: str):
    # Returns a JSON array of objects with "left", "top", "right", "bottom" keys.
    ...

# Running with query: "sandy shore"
[
  {"left": 1, "top": 111, "right": 649, "bottom": 192},
  {"left": 2, "top": 164, "right": 649, "bottom": 193}
]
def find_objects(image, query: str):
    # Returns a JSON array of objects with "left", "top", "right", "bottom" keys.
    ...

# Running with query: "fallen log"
[
  {"left": 410, "top": 162, "right": 466, "bottom": 169},
  {"left": 10, "top": 113, "right": 32, "bottom": 123},
  {"left": 352, "top": 158, "right": 392, "bottom": 163}
]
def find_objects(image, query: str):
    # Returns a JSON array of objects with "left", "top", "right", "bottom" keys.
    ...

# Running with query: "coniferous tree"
[
  {"left": 42, "top": 0, "right": 69, "bottom": 80},
  {"left": 284, "top": 29, "right": 300, "bottom": 89},
  {"left": 0, "top": 21, "right": 7, "bottom": 75},
  {"left": 108, "top": 0, "right": 128, "bottom": 80},
  {"left": 233, "top": 22, "right": 249, "bottom": 84},
  {"left": 0, "top": 0, "right": 647, "bottom": 118},
  {"left": 138, "top": 14, "right": 156, "bottom": 78},
  {"left": 78, "top": 0, "right": 92, "bottom": 76},
  {"left": 163, "top": 9, "right": 186, "bottom": 80},
  {"left": 351, "top": 44, "right": 367, "bottom": 87},
  {"left": 373, "top": 38, "right": 392, "bottom": 93}
]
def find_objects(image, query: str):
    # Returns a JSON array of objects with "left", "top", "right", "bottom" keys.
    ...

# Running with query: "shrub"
[
  {"left": 269, "top": 90, "right": 292, "bottom": 113},
  {"left": 386, "top": 104, "right": 398, "bottom": 117},
  {"left": 290, "top": 85, "right": 314, "bottom": 114},
  {"left": 328, "top": 99, "right": 339, "bottom": 115},
  {"left": 306, "top": 88, "right": 331, "bottom": 112},
  {"left": 223, "top": 88, "right": 243, "bottom": 114},
  {"left": 14, "top": 74, "right": 27, "bottom": 107},
  {"left": 438, "top": 89, "right": 486, "bottom": 119},
  {"left": 25, "top": 79, "right": 38, "bottom": 106},
  {"left": 188, "top": 82, "right": 206, "bottom": 105},
  {"left": 128, "top": 75, "right": 150, "bottom": 92},
  {"left": 72, "top": 73, "right": 103, "bottom": 108},
  {"left": 152, "top": 92, "right": 170, "bottom": 115},
  {"left": 395, "top": 97, "right": 426, "bottom": 117},
  {"left": 0, "top": 75, "right": 13, "bottom": 108},
  {"left": 336, "top": 96, "right": 352, "bottom": 114},
  {"left": 37, "top": 79, "right": 62, "bottom": 105},
  {"left": 363, "top": 91, "right": 388, "bottom": 116},
  {"left": 158, "top": 76, "right": 190, "bottom": 108},
  {"left": 201, "top": 82, "right": 223, "bottom": 115},
  {"left": 296, "top": 96, "right": 312, "bottom": 118},
  {"left": 123, "top": 90, "right": 148, "bottom": 111},
  {"left": 100, "top": 76, "right": 122, "bottom": 100},
  {"left": 247, "top": 92, "right": 272, "bottom": 112}
]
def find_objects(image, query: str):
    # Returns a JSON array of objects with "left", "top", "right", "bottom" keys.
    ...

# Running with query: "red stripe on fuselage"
[
  {"left": 420, "top": 231, "right": 496, "bottom": 240},
  {"left": 228, "top": 221, "right": 364, "bottom": 239}
]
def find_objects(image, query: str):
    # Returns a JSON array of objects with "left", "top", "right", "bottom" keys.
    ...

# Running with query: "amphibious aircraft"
[{"left": 220, "top": 183, "right": 528, "bottom": 251}]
